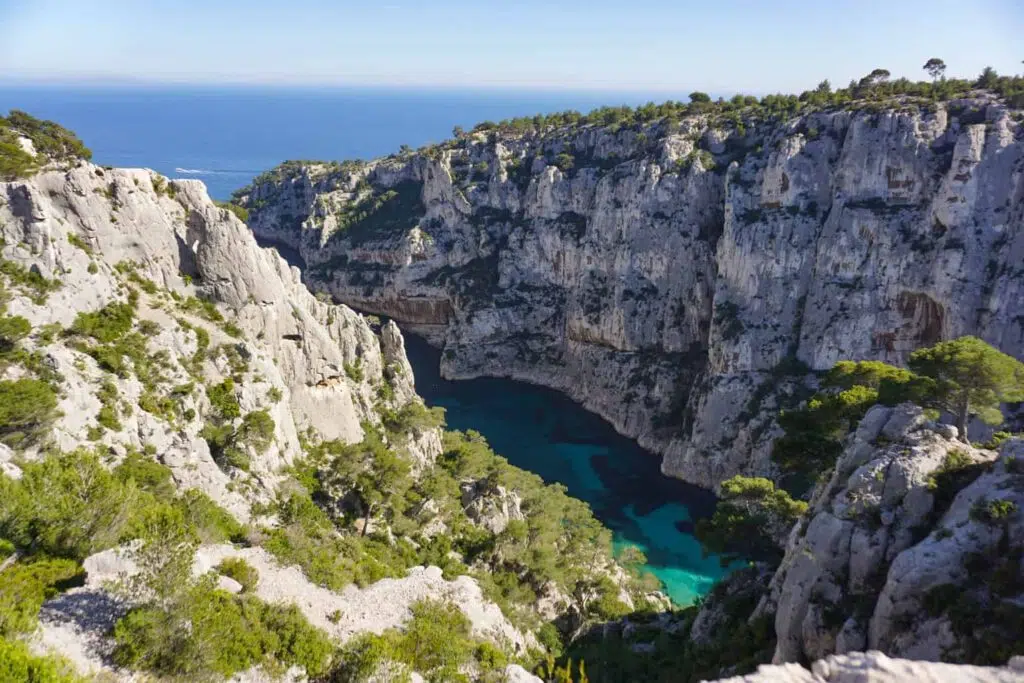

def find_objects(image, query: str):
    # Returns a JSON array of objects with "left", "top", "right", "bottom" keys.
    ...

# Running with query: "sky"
[{"left": 1, "top": 0, "right": 1021, "bottom": 94}]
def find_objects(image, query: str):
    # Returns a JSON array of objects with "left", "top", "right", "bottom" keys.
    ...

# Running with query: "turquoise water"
[{"left": 404, "top": 335, "right": 732, "bottom": 605}]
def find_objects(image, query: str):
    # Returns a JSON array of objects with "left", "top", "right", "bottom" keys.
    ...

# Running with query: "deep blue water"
[
  {"left": 404, "top": 335, "right": 732, "bottom": 605},
  {"left": 0, "top": 85, "right": 675, "bottom": 200}
]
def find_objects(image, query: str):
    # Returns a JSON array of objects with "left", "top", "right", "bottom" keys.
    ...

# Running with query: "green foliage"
[
  {"left": 380, "top": 401, "right": 446, "bottom": 438},
  {"left": 215, "top": 201, "right": 250, "bottom": 223},
  {"left": 177, "top": 489, "right": 248, "bottom": 544},
  {"left": 0, "top": 636, "right": 85, "bottom": 683},
  {"left": 201, "top": 379, "right": 273, "bottom": 471},
  {"left": 0, "top": 448, "right": 245, "bottom": 560},
  {"left": 179, "top": 295, "right": 225, "bottom": 324},
  {"left": 0, "top": 315, "right": 31, "bottom": 352},
  {"left": 216, "top": 557, "right": 259, "bottom": 593},
  {"left": 337, "top": 599, "right": 482, "bottom": 682},
  {"left": 909, "top": 336, "right": 1024, "bottom": 441},
  {"left": 696, "top": 476, "right": 806, "bottom": 565},
  {"left": 970, "top": 498, "right": 1019, "bottom": 525},
  {"left": 331, "top": 181, "right": 426, "bottom": 246},
  {"left": 0, "top": 378, "right": 58, "bottom": 446},
  {"left": 206, "top": 378, "right": 241, "bottom": 419},
  {"left": 0, "top": 252, "right": 63, "bottom": 305},
  {"left": 237, "top": 409, "right": 276, "bottom": 452},
  {"left": 773, "top": 359, "right": 927, "bottom": 481},
  {"left": 565, "top": 573, "right": 774, "bottom": 683},
  {"left": 113, "top": 585, "right": 334, "bottom": 679},
  {"left": 70, "top": 301, "right": 135, "bottom": 343},
  {"left": 0, "top": 110, "right": 91, "bottom": 181},
  {"left": 0, "top": 558, "right": 83, "bottom": 636},
  {"left": 344, "top": 358, "right": 364, "bottom": 382}
]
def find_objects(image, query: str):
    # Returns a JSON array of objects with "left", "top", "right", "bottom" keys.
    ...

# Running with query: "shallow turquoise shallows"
[{"left": 403, "top": 335, "right": 734, "bottom": 605}]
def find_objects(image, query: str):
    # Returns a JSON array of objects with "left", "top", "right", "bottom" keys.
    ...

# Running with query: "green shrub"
[
  {"left": 215, "top": 201, "right": 249, "bottom": 223},
  {"left": 0, "top": 449, "right": 140, "bottom": 559},
  {"left": 66, "top": 233, "right": 92, "bottom": 255},
  {"left": 114, "top": 450, "right": 176, "bottom": 499},
  {"left": 207, "top": 379, "right": 241, "bottom": 419},
  {"left": 0, "top": 636, "right": 85, "bottom": 682},
  {"left": 0, "top": 378, "right": 58, "bottom": 446},
  {"left": 344, "top": 359, "right": 364, "bottom": 382},
  {"left": 695, "top": 476, "right": 807, "bottom": 565},
  {"left": 176, "top": 489, "right": 247, "bottom": 544},
  {"left": 338, "top": 599, "right": 475, "bottom": 681},
  {"left": 970, "top": 498, "right": 1018, "bottom": 525},
  {"left": 216, "top": 557, "right": 259, "bottom": 593},
  {"left": 236, "top": 409, "right": 275, "bottom": 453},
  {"left": 113, "top": 584, "right": 333, "bottom": 679},
  {"left": 0, "top": 253, "right": 62, "bottom": 304},
  {"left": 0, "top": 315, "right": 31, "bottom": 352},
  {"left": 70, "top": 302, "right": 134, "bottom": 342},
  {"left": 0, "top": 558, "right": 83, "bottom": 636}
]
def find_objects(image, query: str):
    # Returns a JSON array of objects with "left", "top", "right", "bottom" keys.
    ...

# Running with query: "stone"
[{"left": 238, "top": 98, "right": 1024, "bottom": 491}]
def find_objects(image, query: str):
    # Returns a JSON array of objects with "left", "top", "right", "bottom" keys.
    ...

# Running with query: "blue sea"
[
  {"left": 0, "top": 84, "right": 732, "bottom": 603},
  {"left": 0, "top": 84, "right": 677, "bottom": 200}
]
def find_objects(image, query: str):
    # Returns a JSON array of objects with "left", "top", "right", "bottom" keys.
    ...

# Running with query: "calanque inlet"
[{"left": 0, "top": 72, "right": 1023, "bottom": 683}]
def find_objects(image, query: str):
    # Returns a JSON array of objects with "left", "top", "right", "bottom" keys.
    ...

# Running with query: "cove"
[{"left": 402, "top": 334, "right": 735, "bottom": 605}]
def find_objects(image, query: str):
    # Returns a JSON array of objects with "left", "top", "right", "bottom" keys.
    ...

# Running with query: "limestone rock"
[{"left": 240, "top": 98, "right": 1024, "bottom": 490}]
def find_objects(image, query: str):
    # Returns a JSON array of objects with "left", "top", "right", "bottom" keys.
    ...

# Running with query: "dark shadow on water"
[{"left": 403, "top": 333, "right": 734, "bottom": 604}]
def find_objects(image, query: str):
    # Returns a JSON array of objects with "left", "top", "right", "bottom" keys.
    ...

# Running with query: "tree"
[
  {"left": 688, "top": 91, "right": 711, "bottom": 104},
  {"left": 976, "top": 66, "right": 999, "bottom": 89},
  {"left": 695, "top": 476, "right": 807, "bottom": 565},
  {"left": 923, "top": 58, "right": 947, "bottom": 81},
  {"left": 815, "top": 79, "right": 832, "bottom": 94},
  {"left": 859, "top": 68, "right": 891, "bottom": 89},
  {"left": 0, "top": 378, "right": 59, "bottom": 446},
  {"left": 909, "top": 336, "right": 1024, "bottom": 442}
]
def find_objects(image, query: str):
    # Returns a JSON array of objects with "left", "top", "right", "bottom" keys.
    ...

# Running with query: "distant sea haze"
[{"left": 0, "top": 84, "right": 684, "bottom": 199}]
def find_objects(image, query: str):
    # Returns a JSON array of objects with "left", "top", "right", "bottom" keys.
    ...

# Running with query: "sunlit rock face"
[{"left": 240, "top": 97, "right": 1024, "bottom": 489}]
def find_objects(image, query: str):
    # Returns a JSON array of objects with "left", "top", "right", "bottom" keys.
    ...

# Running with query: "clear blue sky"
[{"left": 1, "top": 0, "right": 1021, "bottom": 94}]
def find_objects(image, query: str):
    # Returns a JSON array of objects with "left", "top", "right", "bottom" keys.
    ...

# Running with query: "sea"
[
  {"left": 0, "top": 84, "right": 679, "bottom": 200},
  {"left": 0, "top": 84, "right": 734, "bottom": 603}
]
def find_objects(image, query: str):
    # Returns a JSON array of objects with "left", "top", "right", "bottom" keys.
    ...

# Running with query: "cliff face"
[
  {"left": 239, "top": 96, "right": 1024, "bottom": 489},
  {"left": 0, "top": 162, "right": 431, "bottom": 522},
  {"left": 759, "top": 405, "right": 1023, "bottom": 665}
]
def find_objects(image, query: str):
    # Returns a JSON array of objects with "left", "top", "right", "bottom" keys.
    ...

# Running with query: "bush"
[
  {"left": 206, "top": 379, "right": 241, "bottom": 419},
  {"left": 216, "top": 557, "right": 259, "bottom": 593},
  {"left": 113, "top": 584, "right": 334, "bottom": 679},
  {"left": 0, "top": 378, "right": 58, "bottom": 446},
  {"left": 176, "top": 489, "right": 247, "bottom": 544},
  {"left": 236, "top": 409, "right": 275, "bottom": 453},
  {"left": 0, "top": 636, "right": 84, "bottom": 682},
  {"left": 0, "top": 558, "right": 84, "bottom": 636},
  {"left": 0, "top": 449, "right": 139, "bottom": 559},
  {"left": 70, "top": 302, "right": 135, "bottom": 343},
  {"left": 0, "top": 315, "right": 31, "bottom": 352},
  {"left": 114, "top": 450, "right": 176, "bottom": 500}
]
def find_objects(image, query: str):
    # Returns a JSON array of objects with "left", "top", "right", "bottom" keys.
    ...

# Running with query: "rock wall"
[
  {"left": 0, "top": 162, "right": 434, "bottom": 519},
  {"left": 758, "top": 404, "right": 1023, "bottom": 665},
  {"left": 239, "top": 96, "right": 1024, "bottom": 489}
]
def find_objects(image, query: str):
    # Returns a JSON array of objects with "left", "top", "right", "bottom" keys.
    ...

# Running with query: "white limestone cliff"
[{"left": 239, "top": 96, "right": 1024, "bottom": 490}]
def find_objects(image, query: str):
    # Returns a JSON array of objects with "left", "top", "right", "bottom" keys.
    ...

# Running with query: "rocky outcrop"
[
  {"left": 239, "top": 96, "right": 1024, "bottom": 489},
  {"left": 757, "top": 404, "right": 1023, "bottom": 665},
  {"left": 708, "top": 651, "right": 1024, "bottom": 683},
  {"left": 0, "top": 162, "right": 433, "bottom": 519}
]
